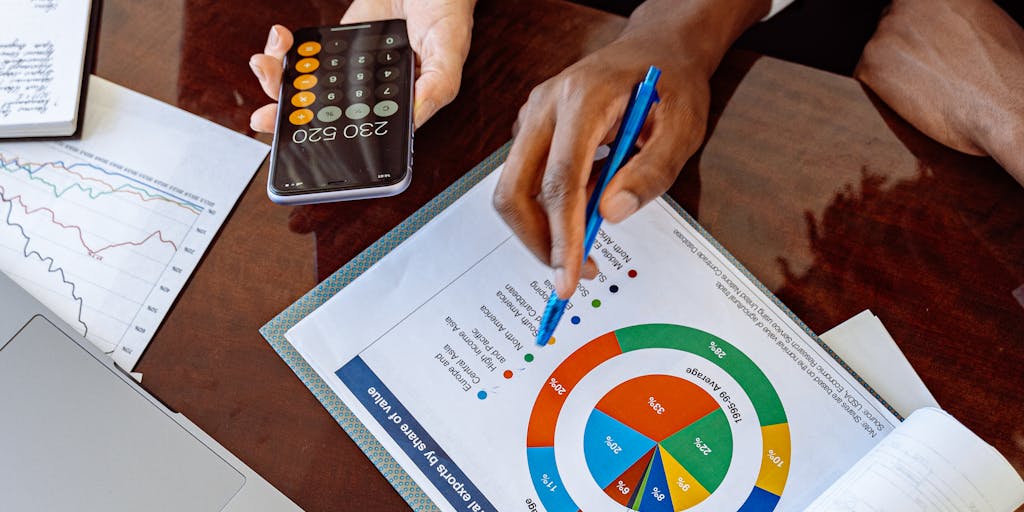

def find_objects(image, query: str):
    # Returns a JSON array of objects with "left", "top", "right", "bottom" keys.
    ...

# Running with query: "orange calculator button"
[
  {"left": 295, "top": 57, "right": 319, "bottom": 73},
  {"left": 297, "top": 41, "right": 321, "bottom": 57},
  {"left": 291, "top": 91, "right": 315, "bottom": 108},
  {"left": 293, "top": 74, "right": 318, "bottom": 90},
  {"left": 289, "top": 108, "right": 314, "bottom": 125}
]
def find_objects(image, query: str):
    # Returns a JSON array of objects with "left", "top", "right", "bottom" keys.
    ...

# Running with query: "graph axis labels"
[{"left": 527, "top": 324, "right": 790, "bottom": 512}]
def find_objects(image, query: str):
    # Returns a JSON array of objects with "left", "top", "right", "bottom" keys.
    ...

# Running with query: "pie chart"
[
  {"left": 526, "top": 324, "right": 790, "bottom": 511},
  {"left": 585, "top": 375, "right": 731, "bottom": 510}
]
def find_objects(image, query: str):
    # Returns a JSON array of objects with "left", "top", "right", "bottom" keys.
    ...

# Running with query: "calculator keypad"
[{"left": 287, "top": 37, "right": 406, "bottom": 126}]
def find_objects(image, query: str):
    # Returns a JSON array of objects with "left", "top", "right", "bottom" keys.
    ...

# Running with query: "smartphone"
[{"left": 267, "top": 21, "right": 414, "bottom": 204}]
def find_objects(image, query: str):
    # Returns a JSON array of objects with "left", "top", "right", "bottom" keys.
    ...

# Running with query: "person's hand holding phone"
[{"left": 248, "top": 0, "right": 476, "bottom": 133}]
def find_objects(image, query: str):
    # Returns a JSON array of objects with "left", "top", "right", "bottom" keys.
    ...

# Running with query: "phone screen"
[{"left": 269, "top": 21, "right": 413, "bottom": 197}]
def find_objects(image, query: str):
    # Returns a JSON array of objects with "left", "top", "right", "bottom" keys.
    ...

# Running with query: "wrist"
[{"left": 617, "top": 0, "right": 769, "bottom": 80}]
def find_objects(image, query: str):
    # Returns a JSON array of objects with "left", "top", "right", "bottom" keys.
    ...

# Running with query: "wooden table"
[{"left": 95, "top": 0, "right": 1023, "bottom": 510}]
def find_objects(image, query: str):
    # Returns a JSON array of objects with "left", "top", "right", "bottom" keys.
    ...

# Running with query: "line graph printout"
[{"left": 0, "top": 76, "right": 268, "bottom": 369}]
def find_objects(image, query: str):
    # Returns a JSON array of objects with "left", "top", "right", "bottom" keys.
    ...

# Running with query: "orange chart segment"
[
  {"left": 526, "top": 332, "right": 621, "bottom": 447},
  {"left": 596, "top": 374, "right": 719, "bottom": 442}
]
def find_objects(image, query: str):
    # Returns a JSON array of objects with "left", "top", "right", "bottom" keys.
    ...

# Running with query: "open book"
[
  {"left": 271, "top": 155, "right": 1023, "bottom": 511},
  {"left": 0, "top": 0, "right": 94, "bottom": 137}
]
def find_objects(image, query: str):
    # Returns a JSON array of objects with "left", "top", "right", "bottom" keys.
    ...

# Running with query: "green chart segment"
[{"left": 527, "top": 324, "right": 791, "bottom": 512}]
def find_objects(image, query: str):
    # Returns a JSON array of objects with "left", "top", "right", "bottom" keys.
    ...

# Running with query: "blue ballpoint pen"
[{"left": 534, "top": 66, "right": 662, "bottom": 347}]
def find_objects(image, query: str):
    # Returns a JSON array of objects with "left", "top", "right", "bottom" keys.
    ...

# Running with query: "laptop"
[{"left": 0, "top": 272, "right": 302, "bottom": 511}]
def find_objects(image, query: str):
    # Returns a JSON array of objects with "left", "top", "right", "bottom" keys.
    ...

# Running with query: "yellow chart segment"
[
  {"left": 755, "top": 423, "right": 791, "bottom": 496},
  {"left": 659, "top": 445, "right": 711, "bottom": 509}
]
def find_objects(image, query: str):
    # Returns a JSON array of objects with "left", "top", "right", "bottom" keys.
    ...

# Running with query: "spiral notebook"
[{"left": 0, "top": 0, "right": 97, "bottom": 138}]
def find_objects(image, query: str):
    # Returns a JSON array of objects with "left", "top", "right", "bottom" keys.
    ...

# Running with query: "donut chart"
[{"left": 526, "top": 324, "right": 790, "bottom": 511}]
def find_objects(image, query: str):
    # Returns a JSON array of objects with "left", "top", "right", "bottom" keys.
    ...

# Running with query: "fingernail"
[
  {"left": 249, "top": 58, "right": 266, "bottom": 82},
  {"left": 413, "top": 98, "right": 436, "bottom": 127},
  {"left": 268, "top": 26, "right": 280, "bottom": 49},
  {"left": 604, "top": 191, "right": 639, "bottom": 223},
  {"left": 554, "top": 267, "right": 571, "bottom": 299}
]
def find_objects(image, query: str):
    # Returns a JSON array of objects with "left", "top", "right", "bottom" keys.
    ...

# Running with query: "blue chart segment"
[
  {"left": 583, "top": 409, "right": 656, "bottom": 488},
  {"left": 0, "top": 143, "right": 204, "bottom": 364},
  {"left": 637, "top": 448, "right": 674, "bottom": 512},
  {"left": 526, "top": 447, "right": 577, "bottom": 512}
]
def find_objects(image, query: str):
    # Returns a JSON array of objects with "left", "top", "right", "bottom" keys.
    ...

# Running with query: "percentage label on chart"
[
  {"left": 648, "top": 396, "right": 665, "bottom": 415},
  {"left": 651, "top": 486, "right": 666, "bottom": 501},
  {"left": 676, "top": 476, "right": 691, "bottom": 492},
  {"left": 541, "top": 474, "right": 558, "bottom": 492},
  {"left": 694, "top": 437, "right": 712, "bottom": 456},
  {"left": 768, "top": 449, "right": 785, "bottom": 468},
  {"left": 709, "top": 340, "right": 727, "bottom": 358},
  {"left": 616, "top": 480, "right": 631, "bottom": 495},
  {"left": 605, "top": 436, "right": 623, "bottom": 454},
  {"left": 549, "top": 378, "right": 567, "bottom": 396}
]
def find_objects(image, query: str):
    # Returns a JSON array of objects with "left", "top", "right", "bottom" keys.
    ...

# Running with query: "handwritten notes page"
[
  {"left": 286, "top": 168, "right": 910, "bottom": 511},
  {"left": 807, "top": 408, "right": 1024, "bottom": 512},
  {"left": 0, "top": 0, "right": 92, "bottom": 136}
]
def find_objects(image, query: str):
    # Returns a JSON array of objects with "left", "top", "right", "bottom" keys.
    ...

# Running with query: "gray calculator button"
[
  {"left": 324, "top": 56, "right": 344, "bottom": 70},
  {"left": 376, "top": 67, "right": 399, "bottom": 82},
  {"left": 325, "top": 40, "right": 348, "bottom": 53},
  {"left": 373, "top": 100, "right": 399, "bottom": 117},
  {"left": 345, "top": 103, "right": 370, "bottom": 120},
  {"left": 317, "top": 106, "right": 343, "bottom": 122}
]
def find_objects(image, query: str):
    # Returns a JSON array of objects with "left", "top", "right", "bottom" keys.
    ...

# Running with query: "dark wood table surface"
[{"left": 93, "top": 0, "right": 1023, "bottom": 510}]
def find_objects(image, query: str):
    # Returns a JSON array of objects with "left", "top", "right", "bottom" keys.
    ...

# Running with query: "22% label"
[{"left": 694, "top": 437, "right": 712, "bottom": 456}]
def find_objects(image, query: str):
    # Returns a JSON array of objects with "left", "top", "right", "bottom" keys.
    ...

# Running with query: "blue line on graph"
[
  {"left": 0, "top": 187, "right": 90, "bottom": 336},
  {"left": 0, "top": 153, "right": 204, "bottom": 212}
]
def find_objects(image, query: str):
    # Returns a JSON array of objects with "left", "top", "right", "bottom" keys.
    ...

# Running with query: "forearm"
[{"left": 618, "top": 0, "right": 771, "bottom": 80}]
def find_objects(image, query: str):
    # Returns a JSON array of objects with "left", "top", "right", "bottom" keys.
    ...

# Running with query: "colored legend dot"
[
  {"left": 477, "top": 390, "right": 487, "bottom": 400},
  {"left": 591, "top": 299, "right": 601, "bottom": 308},
  {"left": 627, "top": 269, "right": 638, "bottom": 278},
  {"left": 609, "top": 285, "right": 619, "bottom": 293},
  {"left": 524, "top": 353, "right": 535, "bottom": 363},
  {"left": 547, "top": 337, "right": 556, "bottom": 346},
  {"left": 570, "top": 316, "right": 581, "bottom": 325},
  {"left": 503, "top": 370, "right": 514, "bottom": 379}
]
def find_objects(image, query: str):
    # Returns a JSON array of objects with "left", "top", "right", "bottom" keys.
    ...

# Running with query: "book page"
[
  {"left": 807, "top": 407, "right": 1024, "bottom": 512},
  {"left": 286, "top": 167, "right": 902, "bottom": 511},
  {"left": 0, "top": 76, "right": 268, "bottom": 369},
  {"left": 0, "top": 0, "right": 91, "bottom": 133}
]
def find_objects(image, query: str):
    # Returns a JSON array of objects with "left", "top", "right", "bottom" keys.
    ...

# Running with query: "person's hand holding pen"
[
  {"left": 248, "top": 0, "right": 477, "bottom": 133},
  {"left": 492, "top": 0, "right": 772, "bottom": 300}
]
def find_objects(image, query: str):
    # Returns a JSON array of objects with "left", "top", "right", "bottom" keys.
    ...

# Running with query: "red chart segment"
[
  {"left": 595, "top": 374, "right": 719, "bottom": 442},
  {"left": 602, "top": 447, "right": 655, "bottom": 506}
]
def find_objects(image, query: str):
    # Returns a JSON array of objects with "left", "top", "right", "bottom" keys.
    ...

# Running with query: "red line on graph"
[{"left": 0, "top": 186, "right": 179, "bottom": 256}]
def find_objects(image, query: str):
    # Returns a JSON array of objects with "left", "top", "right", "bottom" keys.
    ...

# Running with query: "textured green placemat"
[{"left": 259, "top": 142, "right": 897, "bottom": 512}]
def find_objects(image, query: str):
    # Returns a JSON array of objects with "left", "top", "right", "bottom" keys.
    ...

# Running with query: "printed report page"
[{"left": 287, "top": 167, "right": 899, "bottom": 512}]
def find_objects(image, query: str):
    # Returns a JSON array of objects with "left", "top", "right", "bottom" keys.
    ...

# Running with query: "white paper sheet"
[
  {"left": 0, "top": 76, "right": 268, "bottom": 368},
  {"left": 807, "top": 407, "right": 1024, "bottom": 512},
  {"left": 820, "top": 310, "right": 939, "bottom": 418}
]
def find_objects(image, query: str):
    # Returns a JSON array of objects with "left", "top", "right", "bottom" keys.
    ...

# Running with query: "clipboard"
[{"left": 258, "top": 142, "right": 897, "bottom": 511}]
